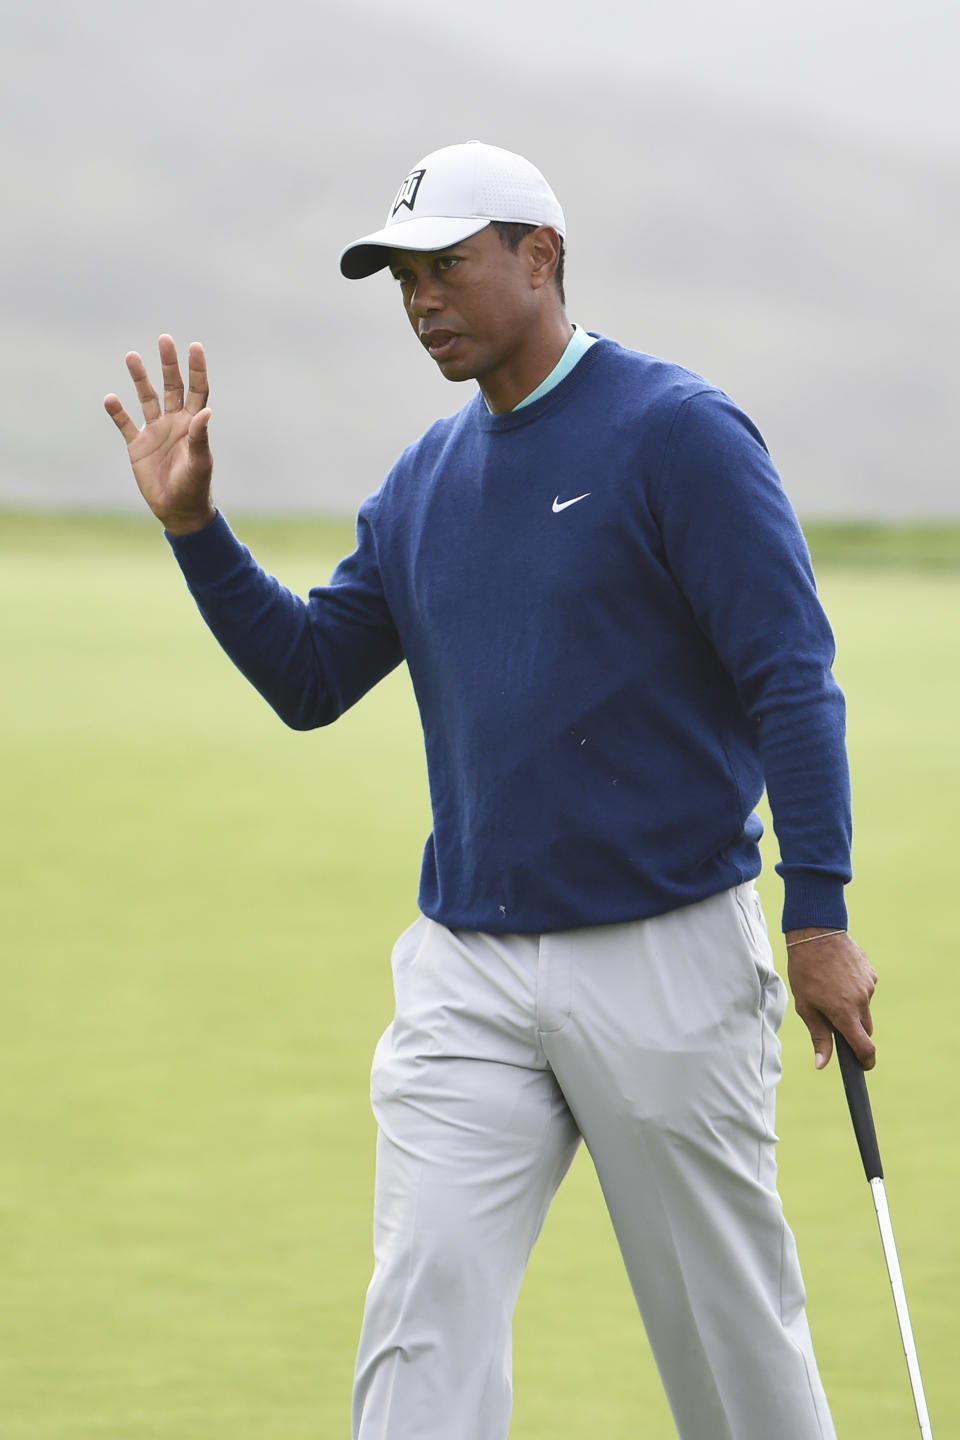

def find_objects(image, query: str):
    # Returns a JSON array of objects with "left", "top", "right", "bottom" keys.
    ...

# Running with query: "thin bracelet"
[{"left": 785, "top": 929, "right": 847, "bottom": 949}]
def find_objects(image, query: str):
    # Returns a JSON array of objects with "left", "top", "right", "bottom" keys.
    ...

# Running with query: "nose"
[{"left": 408, "top": 271, "right": 443, "bottom": 318}]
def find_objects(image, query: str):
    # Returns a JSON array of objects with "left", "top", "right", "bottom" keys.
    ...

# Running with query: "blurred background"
[
  {"left": 1, "top": 0, "right": 957, "bottom": 518},
  {"left": 2, "top": 5, "right": 958, "bottom": 1438}
]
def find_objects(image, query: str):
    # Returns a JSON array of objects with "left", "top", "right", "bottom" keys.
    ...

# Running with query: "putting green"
[{"left": 0, "top": 513, "right": 955, "bottom": 1437}]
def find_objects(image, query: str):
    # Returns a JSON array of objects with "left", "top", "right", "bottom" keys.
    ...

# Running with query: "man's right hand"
[
  {"left": 786, "top": 928, "right": 878, "bottom": 1071},
  {"left": 104, "top": 334, "right": 216, "bottom": 535}
]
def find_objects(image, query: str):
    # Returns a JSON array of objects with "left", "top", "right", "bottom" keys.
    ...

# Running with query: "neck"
[{"left": 480, "top": 311, "right": 574, "bottom": 414}]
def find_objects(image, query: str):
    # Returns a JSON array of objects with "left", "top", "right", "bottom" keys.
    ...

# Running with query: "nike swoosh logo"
[{"left": 552, "top": 492, "right": 591, "bottom": 513}]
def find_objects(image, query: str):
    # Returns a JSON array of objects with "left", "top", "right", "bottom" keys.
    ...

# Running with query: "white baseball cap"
[{"left": 339, "top": 141, "right": 566, "bottom": 279}]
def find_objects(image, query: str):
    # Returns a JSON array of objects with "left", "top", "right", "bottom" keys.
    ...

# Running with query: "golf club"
[{"left": 834, "top": 1029, "right": 934, "bottom": 1438}]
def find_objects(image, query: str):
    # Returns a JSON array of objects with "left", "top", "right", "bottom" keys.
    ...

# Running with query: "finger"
[
  {"left": 124, "top": 350, "right": 162, "bottom": 425},
  {"left": 187, "top": 406, "right": 212, "bottom": 454},
  {"left": 157, "top": 333, "right": 185, "bottom": 414},
  {"left": 812, "top": 1023, "right": 833, "bottom": 1071},
  {"left": 185, "top": 341, "right": 209, "bottom": 415},
  {"left": 838, "top": 1018, "right": 877, "bottom": 1071},
  {"left": 104, "top": 393, "right": 141, "bottom": 446},
  {"left": 855, "top": 959, "right": 877, "bottom": 1038},
  {"left": 798, "top": 1004, "right": 834, "bottom": 1070},
  {"left": 864, "top": 965, "right": 878, "bottom": 1039}
]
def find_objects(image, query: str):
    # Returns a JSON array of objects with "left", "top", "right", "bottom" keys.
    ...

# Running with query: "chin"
[{"left": 435, "top": 357, "right": 480, "bottom": 383}]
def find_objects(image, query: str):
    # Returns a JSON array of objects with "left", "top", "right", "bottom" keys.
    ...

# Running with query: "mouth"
[{"left": 420, "top": 328, "right": 461, "bottom": 361}]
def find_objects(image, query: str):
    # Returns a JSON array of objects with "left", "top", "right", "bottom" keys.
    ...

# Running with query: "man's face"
[{"left": 387, "top": 225, "right": 547, "bottom": 389}]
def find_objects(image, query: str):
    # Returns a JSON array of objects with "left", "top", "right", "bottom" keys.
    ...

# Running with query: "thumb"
[{"left": 802, "top": 1008, "right": 834, "bottom": 1071}]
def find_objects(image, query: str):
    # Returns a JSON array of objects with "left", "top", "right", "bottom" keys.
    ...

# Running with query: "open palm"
[{"left": 104, "top": 334, "right": 216, "bottom": 534}]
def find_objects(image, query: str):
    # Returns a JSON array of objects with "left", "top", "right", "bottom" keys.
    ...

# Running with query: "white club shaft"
[{"left": 870, "top": 1177, "right": 934, "bottom": 1438}]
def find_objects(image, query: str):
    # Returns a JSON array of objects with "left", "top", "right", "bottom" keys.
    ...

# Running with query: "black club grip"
[{"left": 834, "top": 1030, "right": 884, "bottom": 1181}]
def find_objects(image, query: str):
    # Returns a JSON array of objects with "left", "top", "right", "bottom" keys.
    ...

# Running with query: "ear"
[{"left": 524, "top": 226, "right": 562, "bottom": 293}]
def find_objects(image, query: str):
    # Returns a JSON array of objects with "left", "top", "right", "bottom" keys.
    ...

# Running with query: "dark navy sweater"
[{"left": 168, "top": 337, "right": 851, "bottom": 934}]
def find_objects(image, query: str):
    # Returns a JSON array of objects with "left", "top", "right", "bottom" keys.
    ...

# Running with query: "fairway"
[{"left": 1, "top": 513, "right": 956, "bottom": 1438}]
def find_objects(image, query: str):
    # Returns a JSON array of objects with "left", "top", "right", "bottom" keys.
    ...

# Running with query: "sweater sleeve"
[
  {"left": 166, "top": 502, "right": 403, "bottom": 729},
  {"left": 651, "top": 389, "right": 851, "bottom": 931}
]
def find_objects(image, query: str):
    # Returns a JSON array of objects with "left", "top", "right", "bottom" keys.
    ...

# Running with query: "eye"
[
  {"left": 391, "top": 268, "right": 415, "bottom": 285},
  {"left": 435, "top": 255, "right": 460, "bottom": 273}
]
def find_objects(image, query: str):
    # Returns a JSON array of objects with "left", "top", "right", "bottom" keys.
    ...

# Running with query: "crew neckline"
[
  {"left": 480, "top": 323, "right": 597, "bottom": 416},
  {"left": 474, "top": 333, "right": 609, "bottom": 431}
]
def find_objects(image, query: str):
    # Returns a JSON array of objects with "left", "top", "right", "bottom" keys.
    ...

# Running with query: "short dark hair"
[{"left": 490, "top": 221, "right": 566, "bottom": 307}]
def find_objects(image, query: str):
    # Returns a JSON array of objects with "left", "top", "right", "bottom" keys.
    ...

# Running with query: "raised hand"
[{"left": 104, "top": 335, "right": 216, "bottom": 534}]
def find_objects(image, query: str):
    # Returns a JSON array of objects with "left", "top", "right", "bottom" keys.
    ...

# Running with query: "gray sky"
[
  {"left": 1, "top": 0, "right": 957, "bottom": 518},
  {"left": 350, "top": 0, "right": 960, "bottom": 159}
]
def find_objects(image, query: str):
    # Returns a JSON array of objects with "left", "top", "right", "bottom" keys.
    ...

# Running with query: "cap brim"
[{"left": 339, "top": 215, "right": 491, "bottom": 278}]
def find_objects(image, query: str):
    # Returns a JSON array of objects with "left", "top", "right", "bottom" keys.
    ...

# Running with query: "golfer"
[{"left": 105, "top": 141, "right": 877, "bottom": 1440}]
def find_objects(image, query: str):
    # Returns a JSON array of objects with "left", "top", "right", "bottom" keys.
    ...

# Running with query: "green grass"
[
  {"left": 805, "top": 521, "right": 960, "bottom": 570},
  {"left": 1, "top": 511, "right": 957, "bottom": 1437}
]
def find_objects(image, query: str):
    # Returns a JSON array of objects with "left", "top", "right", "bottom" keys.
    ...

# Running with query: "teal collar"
[{"left": 482, "top": 324, "right": 596, "bottom": 413}]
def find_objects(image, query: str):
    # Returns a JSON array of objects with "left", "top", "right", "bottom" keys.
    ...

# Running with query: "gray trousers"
[{"left": 352, "top": 884, "right": 836, "bottom": 1440}]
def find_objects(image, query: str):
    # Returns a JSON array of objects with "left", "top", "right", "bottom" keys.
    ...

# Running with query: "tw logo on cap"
[{"left": 391, "top": 168, "right": 426, "bottom": 217}]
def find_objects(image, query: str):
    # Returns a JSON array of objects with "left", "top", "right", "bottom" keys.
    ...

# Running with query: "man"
[{"left": 105, "top": 141, "right": 877, "bottom": 1440}]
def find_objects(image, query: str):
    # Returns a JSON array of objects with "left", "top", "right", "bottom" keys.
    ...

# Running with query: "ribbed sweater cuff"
[
  {"left": 780, "top": 871, "right": 849, "bottom": 933},
  {"left": 164, "top": 511, "right": 243, "bottom": 585}
]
